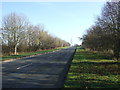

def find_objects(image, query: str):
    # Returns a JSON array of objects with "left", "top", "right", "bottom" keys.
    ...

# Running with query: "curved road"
[{"left": 2, "top": 47, "right": 76, "bottom": 88}]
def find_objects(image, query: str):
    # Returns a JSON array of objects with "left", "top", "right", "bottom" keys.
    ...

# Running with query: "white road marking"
[{"left": 17, "top": 63, "right": 32, "bottom": 70}]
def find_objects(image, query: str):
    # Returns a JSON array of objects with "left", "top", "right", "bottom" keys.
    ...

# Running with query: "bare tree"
[
  {"left": 82, "top": 2, "right": 120, "bottom": 60},
  {"left": 2, "top": 12, "right": 70, "bottom": 55},
  {"left": 2, "top": 12, "right": 29, "bottom": 55}
]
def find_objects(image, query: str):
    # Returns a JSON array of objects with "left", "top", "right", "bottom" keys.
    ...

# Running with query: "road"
[{"left": 2, "top": 47, "right": 76, "bottom": 88}]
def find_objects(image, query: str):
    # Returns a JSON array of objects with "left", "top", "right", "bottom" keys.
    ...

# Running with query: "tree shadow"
[
  {"left": 65, "top": 78, "right": 119, "bottom": 88},
  {"left": 75, "top": 52, "right": 113, "bottom": 60},
  {"left": 2, "top": 58, "right": 73, "bottom": 88},
  {"left": 71, "top": 61, "right": 119, "bottom": 75}
]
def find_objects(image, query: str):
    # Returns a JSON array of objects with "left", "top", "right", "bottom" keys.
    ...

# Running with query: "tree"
[
  {"left": 2, "top": 12, "right": 29, "bottom": 55},
  {"left": 82, "top": 1, "right": 120, "bottom": 60},
  {"left": 99, "top": 2, "right": 120, "bottom": 59},
  {"left": 2, "top": 12, "right": 70, "bottom": 55}
]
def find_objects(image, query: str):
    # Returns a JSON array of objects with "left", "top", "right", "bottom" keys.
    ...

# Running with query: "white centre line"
[{"left": 17, "top": 63, "right": 32, "bottom": 70}]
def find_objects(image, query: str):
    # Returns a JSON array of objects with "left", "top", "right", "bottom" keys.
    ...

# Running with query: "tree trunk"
[
  {"left": 14, "top": 44, "right": 17, "bottom": 55},
  {"left": 113, "top": 39, "right": 120, "bottom": 60}
]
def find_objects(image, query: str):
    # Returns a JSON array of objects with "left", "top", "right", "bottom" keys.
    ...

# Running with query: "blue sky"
[{"left": 2, "top": 2, "right": 106, "bottom": 45}]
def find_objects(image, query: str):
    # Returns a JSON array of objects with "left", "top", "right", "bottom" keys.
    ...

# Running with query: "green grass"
[
  {"left": 64, "top": 47, "right": 120, "bottom": 88},
  {"left": 1, "top": 47, "right": 68, "bottom": 61}
]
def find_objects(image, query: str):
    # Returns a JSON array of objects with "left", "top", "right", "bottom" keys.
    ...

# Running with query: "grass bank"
[
  {"left": 1, "top": 47, "right": 68, "bottom": 61},
  {"left": 64, "top": 47, "right": 120, "bottom": 88}
]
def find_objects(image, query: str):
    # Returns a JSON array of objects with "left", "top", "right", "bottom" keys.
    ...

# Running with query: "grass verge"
[
  {"left": 64, "top": 47, "right": 120, "bottom": 88},
  {"left": 1, "top": 47, "right": 68, "bottom": 61}
]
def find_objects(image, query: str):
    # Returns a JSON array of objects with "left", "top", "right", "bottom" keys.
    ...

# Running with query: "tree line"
[
  {"left": 1, "top": 13, "right": 70, "bottom": 55},
  {"left": 82, "top": 2, "right": 120, "bottom": 60}
]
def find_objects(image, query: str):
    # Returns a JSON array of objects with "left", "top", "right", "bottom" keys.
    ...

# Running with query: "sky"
[{"left": 2, "top": 1, "right": 106, "bottom": 45}]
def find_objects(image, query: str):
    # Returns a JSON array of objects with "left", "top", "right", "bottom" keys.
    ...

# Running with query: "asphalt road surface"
[{"left": 2, "top": 47, "right": 76, "bottom": 88}]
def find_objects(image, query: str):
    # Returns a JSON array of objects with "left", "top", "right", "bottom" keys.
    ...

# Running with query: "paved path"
[{"left": 2, "top": 47, "right": 76, "bottom": 88}]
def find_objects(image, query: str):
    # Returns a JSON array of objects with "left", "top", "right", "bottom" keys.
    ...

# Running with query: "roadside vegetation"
[
  {"left": 1, "top": 47, "right": 68, "bottom": 61},
  {"left": 1, "top": 13, "right": 70, "bottom": 56},
  {"left": 82, "top": 2, "right": 120, "bottom": 60},
  {"left": 65, "top": 2, "right": 120, "bottom": 88},
  {"left": 64, "top": 47, "right": 120, "bottom": 88}
]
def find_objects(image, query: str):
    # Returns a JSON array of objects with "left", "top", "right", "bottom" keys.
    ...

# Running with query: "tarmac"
[{"left": 2, "top": 47, "right": 76, "bottom": 88}]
